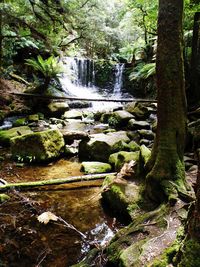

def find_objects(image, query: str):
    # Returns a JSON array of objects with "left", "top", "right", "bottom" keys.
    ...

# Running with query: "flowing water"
[{"left": 60, "top": 57, "right": 131, "bottom": 111}]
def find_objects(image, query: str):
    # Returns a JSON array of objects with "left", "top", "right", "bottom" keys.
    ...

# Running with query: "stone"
[
  {"left": 128, "top": 141, "right": 140, "bottom": 152},
  {"left": 109, "top": 151, "right": 140, "bottom": 171},
  {"left": 139, "top": 145, "right": 151, "bottom": 165},
  {"left": 48, "top": 101, "right": 69, "bottom": 116},
  {"left": 125, "top": 102, "right": 150, "bottom": 120},
  {"left": 138, "top": 129, "right": 155, "bottom": 141},
  {"left": 81, "top": 161, "right": 112, "bottom": 174},
  {"left": 28, "top": 114, "right": 39, "bottom": 122},
  {"left": 13, "top": 117, "right": 27, "bottom": 127},
  {"left": 79, "top": 131, "right": 130, "bottom": 162},
  {"left": 60, "top": 130, "right": 90, "bottom": 144},
  {"left": 0, "top": 126, "right": 33, "bottom": 146},
  {"left": 68, "top": 101, "right": 92, "bottom": 109},
  {"left": 11, "top": 129, "right": 65, "bottom": 162},
  {"left": 63, "top": 110, "right": 82, "bottom": 120},
  {"left": 128, "top": 119, "right": 150, "bottom": 130},
  {"left": 108, "top": 110, "right": 134, "bottom": 127}
]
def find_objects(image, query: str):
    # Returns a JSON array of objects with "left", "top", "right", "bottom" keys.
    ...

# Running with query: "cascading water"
[
  {"left": 113, "top": 63, "right": 125, "bottom": 97},
  {"left": 60, "top": 57, "right": 129, "bottom": 110}
]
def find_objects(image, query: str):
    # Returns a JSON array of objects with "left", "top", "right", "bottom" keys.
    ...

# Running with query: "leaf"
[{"left": 37, "top": 211, "right": 58, "bottom": 225}]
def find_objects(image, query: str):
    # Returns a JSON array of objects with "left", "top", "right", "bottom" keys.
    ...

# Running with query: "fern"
[{"left": 129, "top": 62, "right": 156, "bottom": 81}]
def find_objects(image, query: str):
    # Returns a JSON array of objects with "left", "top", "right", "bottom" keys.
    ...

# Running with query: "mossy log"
[{"left": 0, "top": 172, "right": 116, "bottom": 192}]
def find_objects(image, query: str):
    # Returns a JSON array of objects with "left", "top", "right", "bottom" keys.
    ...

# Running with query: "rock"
[
  {"left": 125, "top": 102, "right": 150, "bottom": 120},
  {"left": 100, "top": 112, "right": 112, "bottom": 123},
  {"left": 102, "top": 174, "right": 140, "bottom": 222},
  {"left": 139, "top": 145, "right": 151, "bottom": 165},
  {"left": 81, "top": 161, "right": 112, "bottom": 174},
  {"left": 13, "top": 117, "right": 27, "bottom": 127},
  {"left": 48, "top": 101, "right": 69, "bottom": 116},
  {"left": 79, "top": 131, "right": 130, "bottom": 162},
  {"left": 138, "top": 129, "right": 155, "bottom": 141},
  {"left": 68, "top": 101, "right": 92, "bottom": 109},
  {"left": 0, "top": 126, "right": 33, "bottom": 146},
  {"left": 108, "top": 110, "right": 134, "bottom": 127},
  {"left": 49, "top": 118, "right": 66, "bottom": 126},
  {"left": 11, "top": 129, "right": 65, "bottom": 162},
  {"left": 64, "top": 145, "right": 78, "bottom": 156},
  {"left": 109, "top": 151, "right": 140, "bottom": 171},
  {"left": 128, "top": 141, "right": 140, "bottom": 152},
  {"left": 62, "top": 110, "right": 82, "bottom": 120},
  {"left": 128, "top": 119, "right": 150, "bottom": 130},
  {"left": 60, "top": 130, "right": 90, "bottom": 144},
  {"left": 63, "top": 120, "right": 87, "bottom": 132},
  {"left": 28, "top": 114, "right": 39, "bottom": 122},
  {"left": 139, "top": 139, "right": 151, "bottom": 146},
  {"left": 0, "top": 194, "right": 10, "bottom": 203}
]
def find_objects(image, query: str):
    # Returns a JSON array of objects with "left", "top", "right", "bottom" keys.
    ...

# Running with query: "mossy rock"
[
  {"left": 128, "top": 141, "right": 140, "bottom": 152},
  {"left": 0, "top": 126, "right": 32, "bottom": 146},
  {"left": 125, "top": 102, "right": 150, "bottom": 120},
  {"left": 81, "top": 161, "right": 112, "bottom": 174},
  {"left": 0, "top": 194, "right": 10, "bottom": 203},
  {"left": 108, "top": 110, "right": 134, "bottom": 128},
  {"left": 138, "top": 129, "right": 155, "bottom": 141},
  {"left": 48, "top": 101, "right": 69, "bottom": 116},
  {"left": 13, "top": 118, "right": 27, "bottom": 127},
  {"left": 28, "top": 114, "right": 39, "bottom": 122},
  {"left": 79, "top": 131, "right": 130, "bottom": 162},
  {"left": 63, "top": 110, "right": 82, "bottom": 120},
  {"left": 178, "top": 239, "right": 200, "bottom": 267},
  {"left": 128, "top": 119, "right": 151, "bottom": 130},
  {"left": 11, "top": 129, "right": 65, "bottom": 162},
  {"left": 109, "top": 151, "right": 139, "bottom": 171}
]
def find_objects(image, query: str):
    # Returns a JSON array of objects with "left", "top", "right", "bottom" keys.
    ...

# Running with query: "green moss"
[
  {"left": 13, "top": 118, "right": 27, "bottom": 127},
  {"left": 0, "top": 194, "right": 10, "bottom": 203},
  {"left": 0, "top": 126, "right": 32, "bottom": 146},
  {"left": 81, "top": 161, "right": 112, "bottom": 174},
  {"left": 178, "top": 240, "right": 200, "bottom": 267}
]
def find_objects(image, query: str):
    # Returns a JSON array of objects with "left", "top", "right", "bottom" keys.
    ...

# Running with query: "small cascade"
[{"left": 113, "top": 63, "right": 125, "bottom": 96}]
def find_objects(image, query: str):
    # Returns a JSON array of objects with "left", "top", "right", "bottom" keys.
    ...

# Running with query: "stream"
[{"left": 0, "top": 58, "right": 129, "bottom": 266}]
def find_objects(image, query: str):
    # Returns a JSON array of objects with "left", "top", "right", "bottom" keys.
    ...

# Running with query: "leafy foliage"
[
  {"left": 25, "top": 55, "right": 63, "bottom": 81},
  {"left": 129, "top": 62, "right": 156, "bottom": 81}
]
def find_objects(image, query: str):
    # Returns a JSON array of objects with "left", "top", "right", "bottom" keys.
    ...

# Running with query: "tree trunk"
[
  {"left": 189, "top": 12, "right": 200, "bottom": 106},
  {"left": 145, "top": 0, "right": 187, "bottom": 204},
  {"left": 0, "top": 0, "right": 3, "bottom": 71}
]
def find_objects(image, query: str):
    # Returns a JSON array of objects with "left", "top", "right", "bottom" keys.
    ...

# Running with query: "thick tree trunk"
[
  {"left": 189, "top": 12, "right": 200, "bottom": 106},
  {"left": 0, "top": 0, "right": 3, "bottom": 71},
  {"left": 145, "top": 0, "right": 187, "bottom": 203}
]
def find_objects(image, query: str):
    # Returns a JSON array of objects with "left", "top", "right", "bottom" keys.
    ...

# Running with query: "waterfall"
[{"left": 113, "top": 63, "right": 125, "bottom": 96}]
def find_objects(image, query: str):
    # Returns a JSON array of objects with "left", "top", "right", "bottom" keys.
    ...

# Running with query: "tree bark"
[
  {"left": 0, "top": 0, "right": 3, "bottom": 71},
  {"left": 145, "top": 0, "right": 187, "bottom": 203},
  {"left": 189, "top": 12, "right": 200, "bottom": 106}
]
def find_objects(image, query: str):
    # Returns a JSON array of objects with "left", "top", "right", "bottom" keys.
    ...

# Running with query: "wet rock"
[
  {"left": 79, "top": 131, "right": 130, "bottom": 162},
  {"left": 0, "top": 126, "right": 33, "bottom": 146},
  {"left": 64, "top": 145, "right": 78, "bottom": 156},
  {"left": 81, "top": 161, "right": 112, "bottom": 174},
  {"left": 62, "top": 110, "right": 82, "bottom": 120},
  {"left": 11, "top": 129, "right": 65, "bottom": 162},
  {"left": 109, "top": 151, "right": 139, "bottom": 171},
  {"left": 138, "top": 129, "right": 154, "bottom": 141},
  {"left": 13, "top": 117, "right": 27, "bottom": 127},
  {"left": 125, "top": 102, "right": 150, "bottom": 120},
  {"left": 128, "top": 141, "right": 140, "bottom": 152},
  {"left": 60, "top": 130, "right": 90, "bottom": 144},
  {"left": 28, "top": 114, "right": 39, "bottom": 122},
  {"left": 47, "top": 101, "right": 69, "bottom": 116},
  {"left": 68, "top": 101, "right": 92, "bottom": 109},
  {"left": 108, "top": 110, "right": 134, "bottom": 127},
  {"left": 128, "top": 119, "right": 150, "bottom": 130}
]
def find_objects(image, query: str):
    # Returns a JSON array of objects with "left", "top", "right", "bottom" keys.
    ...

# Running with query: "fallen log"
[
  {"left": 11, "top": 92, "right": 157, "bottom": 103},
  {"left": 0, "top": 172, "right": 117, "bottom": 192}
]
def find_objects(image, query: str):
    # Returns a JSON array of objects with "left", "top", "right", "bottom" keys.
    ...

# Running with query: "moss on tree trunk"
[{"left": 145, "top": 0, "right": 187, "bottom": 203}]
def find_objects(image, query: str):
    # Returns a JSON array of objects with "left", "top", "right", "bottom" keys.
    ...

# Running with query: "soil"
[{"left": 0, "top": 79, "right": 30, "bottom": 116}]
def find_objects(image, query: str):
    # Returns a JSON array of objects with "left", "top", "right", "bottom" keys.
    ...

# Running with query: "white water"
[{"left": 60, "top": 57, "right": 126, "bottom": 110}]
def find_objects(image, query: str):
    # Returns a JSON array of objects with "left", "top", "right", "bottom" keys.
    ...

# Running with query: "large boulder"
[
  {"left": 108, "top": 110, "right": 134, "bottom": 127},
  {"left": 109, "top": 151, "right": 140, "bottom": 171},
  {"left": 48, "top": 101, "right": 69, "bottom": 116},
  {"left": 79, "top": 131, "right": 130, "bottom": 162},
  {"left": 125, "top": 102, "right": 150, "bottom": 120},
  {"left": 62, "top": 110, "right": 82, "bottom": 120},
  {"left": 11, "top": 129, "right": 65, "bottom": 162},
  {"left": 0, "top": 126, "right": 32, "bottom": 146},
  {"left": 128, "top": 119, "right": 151, "bottom": 130},
  {"left": 81, "top": 161, "right": 112, "bottom": 174}
]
